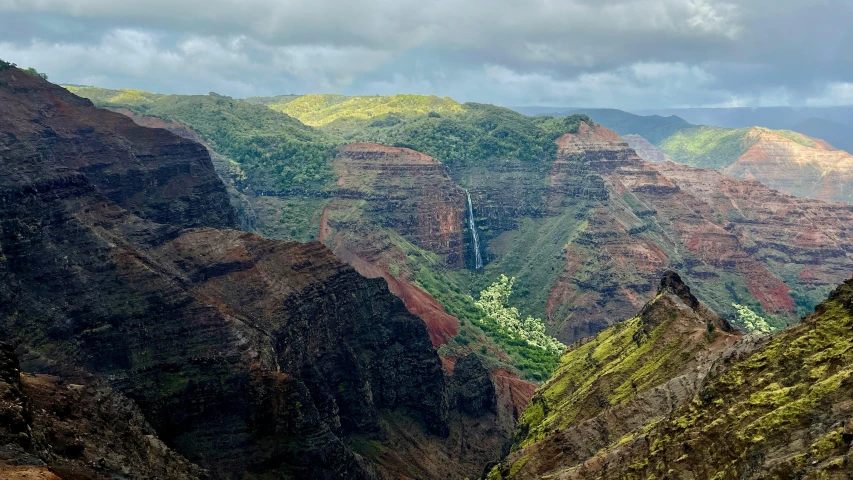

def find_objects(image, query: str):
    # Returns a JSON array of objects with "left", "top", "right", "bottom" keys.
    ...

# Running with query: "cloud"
[{"left": 0, "top": 0, "right": 850, "bottom": 107}]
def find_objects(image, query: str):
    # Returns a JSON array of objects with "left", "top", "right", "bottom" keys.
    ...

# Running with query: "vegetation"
[
  {"left": 408, "top": 246, "right": 564, "bottom": 381},
  {"left": 637, "top": 280, "right": 853, "bottom": 477},
  {"left": 274, "top": 94, "right": 466, "bottom": 127},
  {"left": 346, "top": 105, "right": 591, "bottom": 166},
  {"left": 503, "top": 278, "right": 853, "bottom": 479},
  {"left": 732, "top": 302, "right": 776, "bottom": 333},
  {"left": 773, "top": 128, "right": 818, "bottom": 148},
  {"left": 66, "top": 87, "right": 337, "bottom": 194},
  {"left": 0, "top": 59, "right": 48, "bottom": 80},
  {"left": 265, "top": 93, "right": 593, "bottom": 167},
  {"left": 475, "top": 275, "right": 565, "bottom": 355},
  {"left": 241, "top": 94, "right": 301, "bottom": 107},
  {"left": 513, "top": 292, "right": 714, "bottom": 449},
  {"left": 657, "top": 126, "right": 756, "bottom": 169},
  {"left": 656, "top": 125, "right": 822, "bottom": 170}
]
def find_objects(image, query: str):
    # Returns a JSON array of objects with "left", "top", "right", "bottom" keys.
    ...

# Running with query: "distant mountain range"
[
  {"left": 516, "top": 106, "right": 853, "bottom": 205},
  {"left": 518, "top": 105, "right": 853, "bottom": 155}
]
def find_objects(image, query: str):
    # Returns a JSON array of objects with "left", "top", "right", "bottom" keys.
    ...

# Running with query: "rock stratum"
[
  {"left": 548, "top": 124, "right": 853, "bottom": 342},
  {"left": 74, "top": 88, "right": 853, "bottom": 373},
  {"left": 490, "top": 273, "right": 853, "bottom": 479},
  {"left": 721, "top": 127, "right": 853, "bottom": 204},
  {"left": 0, "top": 68, "right": 519, "bottom": 479}
]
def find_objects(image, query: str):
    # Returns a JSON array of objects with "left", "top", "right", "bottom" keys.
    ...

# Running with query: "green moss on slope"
[{"left": 514, "top": 291, "right": 718, "bottom": 448}]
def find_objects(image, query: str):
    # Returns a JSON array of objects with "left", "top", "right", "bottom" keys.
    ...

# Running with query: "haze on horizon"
[{"left": 0, "top": 0, "right": 851, "bottom": 110}]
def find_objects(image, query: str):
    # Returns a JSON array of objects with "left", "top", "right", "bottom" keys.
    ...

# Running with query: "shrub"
[{"left": 475, "top": 275, "right": 566, "bottom": 355}]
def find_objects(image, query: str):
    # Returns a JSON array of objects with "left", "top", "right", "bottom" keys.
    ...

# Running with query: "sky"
[{"left": 0, "top": 0, "right": 851, "bottom": 109}]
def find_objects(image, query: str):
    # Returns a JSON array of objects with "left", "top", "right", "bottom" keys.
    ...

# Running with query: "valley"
[{"left": 1, "top": 63, "right": 852, "bottom": 479}]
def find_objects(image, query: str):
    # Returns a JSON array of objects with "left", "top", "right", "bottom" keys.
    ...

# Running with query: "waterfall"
[{"left": 465, "top": 190, "right": 483, "bottom": 270}]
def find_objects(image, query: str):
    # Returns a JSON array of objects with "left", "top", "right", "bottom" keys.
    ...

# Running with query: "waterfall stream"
[{"left": 465, "top": 190, "right": 483, "bottom": 270}]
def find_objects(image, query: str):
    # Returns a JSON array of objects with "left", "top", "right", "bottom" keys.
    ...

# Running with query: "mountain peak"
[{"left": 658, "top": 270, "right": 699, "bottom": 308}]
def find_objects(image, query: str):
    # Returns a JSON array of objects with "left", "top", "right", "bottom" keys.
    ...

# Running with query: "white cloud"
[
  {"left": 0, "top": 0, "right": 849, "bottom": 107},
  {"left": 805, "top": 83, "right": 853, "bottom": 107},
  {"left": 0, "top": 28, "right": 393, "bottom": 95}
]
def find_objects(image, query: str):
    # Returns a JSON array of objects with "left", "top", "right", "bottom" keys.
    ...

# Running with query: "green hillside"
[
  {"left": 274, "top": 93, "right": 466, "bottom": 128},
  {"left": 65, "top": 87, "right": 336, "bottom": 195},
  {"left": 657, "top": 125, "right": 821, "bottom": 169},
  {"left": 64, "top": 86, "right": 166, "bottom": 106},
  {"left": 656, "top": 126, "right": 754, "bottom": 169}
]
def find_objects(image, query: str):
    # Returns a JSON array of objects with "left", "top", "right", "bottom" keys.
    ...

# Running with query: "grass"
[
  {"left": 657, "top": 126, "right": 756, "bottom": 169},
  {"left": 274, "top": 94, "right": 466, "bottom": 127},
  {"left": 514, "top": 293, "right": 710, "bottom": 448},
  {"left": 633, "top": 280, "right": 853, "bottom": 476}
]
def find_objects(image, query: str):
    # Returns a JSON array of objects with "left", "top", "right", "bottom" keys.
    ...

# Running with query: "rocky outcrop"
[
  {"left": 488, "top": 274, "right": 744, "bottom": 480},
  {"left": 449, "top": 354, "right": 497, "bottom": 417},
  {"left": 0, "top": 71, "right": 235, "bottom": 231},
  {"left": 333, "top": 143, "right": 465, "bottom": 265},
  {"left": 499, "top": 277, "right": 853, "bottom": 479},
  {"left": 319, "top": 143, "right": 467, "bottom": 347},
  {"left": 109, "top": 107, "right": 260, "bottom": 232},
  {"left": 0, "top": 68, "right": 465, "bottom": 479}
]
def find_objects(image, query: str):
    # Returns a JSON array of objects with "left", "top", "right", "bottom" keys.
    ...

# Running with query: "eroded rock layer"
[
  {"left": 545, "top": 124, "right": 853, "bottom": 342},
  {"left": 0, "top": 343, "right": 206, "bottom": 480},
  {"left": 721, "top": 127, "right": 853, "bottom": 204},
  {"left": 0, "top": 68, "right": 503, "bottom": 479}
]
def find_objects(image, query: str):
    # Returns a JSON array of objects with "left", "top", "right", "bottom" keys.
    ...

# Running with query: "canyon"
[
  {"left": 30, "top": 81, "right": 853, "bottom": 478},
  {"left": 82, "top": 88, "right": 853, "bottom": 349},
  {"left": 0, "top": 67, "right": 522, "bottom": 479}
]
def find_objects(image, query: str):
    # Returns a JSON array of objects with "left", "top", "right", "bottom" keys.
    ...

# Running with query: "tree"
[
  {"left": 732, "top": 303, "right": 774, "bottom": 333},
  {"left": 475, "top": 275, "right": 566, "bottom": 355}
]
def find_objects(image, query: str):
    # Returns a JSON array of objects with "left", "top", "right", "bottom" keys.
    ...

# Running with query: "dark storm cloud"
[{"left": 0, "top": 0, "right": 850, "bottom": 108}]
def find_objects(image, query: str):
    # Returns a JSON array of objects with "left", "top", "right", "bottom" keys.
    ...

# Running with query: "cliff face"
[
  {"left": 496, "top": 276, "right": 853, "bottom": 480},
  {"left": 544, "top": 124, "right": 853, "bottom": 342},
  {"left": 721, "top": 127, "right": 853, "bottom": 204},
  {"left": 0, "top": 343, "right": 206, "bottom": 480},
  {"left": 0, "top": 68, "right": 479, "bottom": 479},
  {"left": 0, "top": 71, "right": 236, "bottom": 231},
  {"left": 112, "top": 108, "right": 466, "bottom": 349},
  {"left": 321, "top": 142, "right": 466, "bottom": 347}
]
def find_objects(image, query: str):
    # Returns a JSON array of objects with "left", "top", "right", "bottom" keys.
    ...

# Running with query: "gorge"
[{"left": 2, "top": 63, "right": 853, "bottom": 480}]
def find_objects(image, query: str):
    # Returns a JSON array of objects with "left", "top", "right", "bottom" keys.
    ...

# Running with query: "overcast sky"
[{"left": 0, "top": 0, "right": 851, "bottom": 109}]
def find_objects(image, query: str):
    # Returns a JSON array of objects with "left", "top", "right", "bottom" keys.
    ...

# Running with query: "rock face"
[
  {"left": 721, "top": 127, "right": 853, "bottom": 204},
  {"left": 0, "top": 73, "right": 235, "bottom": 231},
  {"left": 544, "top": 124, "right": 853, "bottom": 342},
  {"left": 333, "top": 143, "right": 465, "bottom": 265},
  {"left": 112, "top": 109, "right": 465, "bottom": 349},
  {"left": 320, "top": 143, "right": 466, "bottom": 347},
  {"left": 0, "top": 343, "right": 206, "bottom": 480},
  {"left": 449, "top": 354, "right": 497, "bottom": 417},
  {"left": 0, "top": 68, "right": 494, "bottom": 479},
  {"left": 495, "top": 277, "right": 853, "bottom": 479}
]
